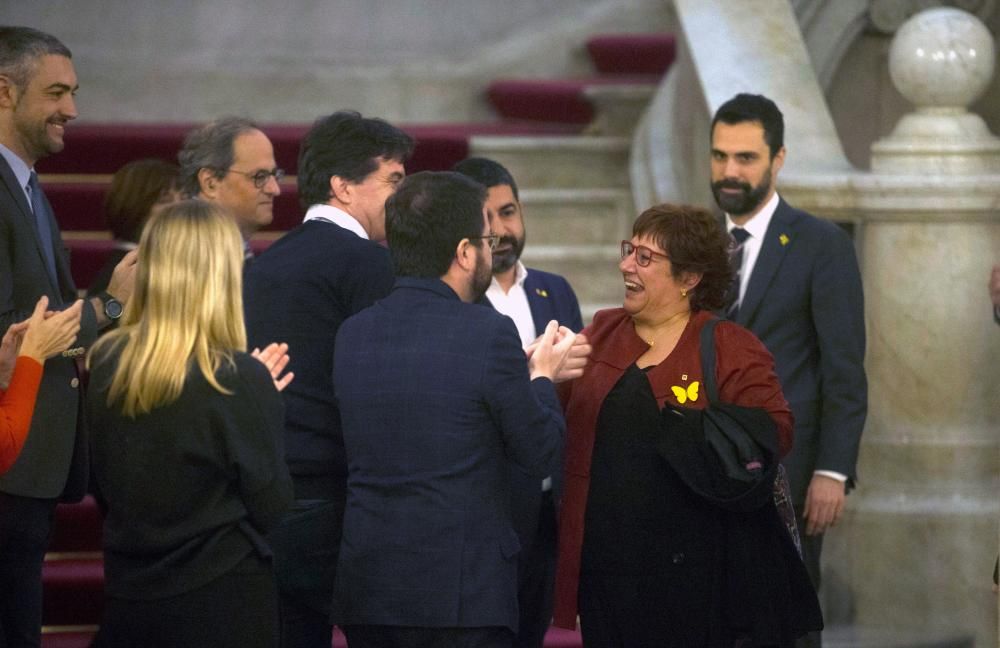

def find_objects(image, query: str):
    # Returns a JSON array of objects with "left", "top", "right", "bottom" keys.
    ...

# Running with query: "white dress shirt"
[
  {"left": 485, "top": 261, "right": 536, "bottom": 349},
  {"left": 303, "top": 203, "right": 369, "bottom": 240}
]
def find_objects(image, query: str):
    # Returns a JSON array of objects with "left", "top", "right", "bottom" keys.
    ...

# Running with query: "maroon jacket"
[{"left": 552, "top": 308, "right": 793, "bottom": 629}]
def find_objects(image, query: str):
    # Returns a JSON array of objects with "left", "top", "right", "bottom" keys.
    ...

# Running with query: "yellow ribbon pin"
[
  {"left": 535, "top": 289, "right": 548, "bottom": 297},
  {"left": 779, "top": 234, "right": 790, "bottom": 246}
]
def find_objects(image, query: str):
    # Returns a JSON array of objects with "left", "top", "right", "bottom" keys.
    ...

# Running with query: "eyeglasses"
[
  {"left": 469, "top": 234, "right": 500, "bottom": 252},
  {"left": 621, "top": 240, "right": 670, "bottom": 267},
  {"left": 226, "top": 167, "right": 285, "bottom": 188}
]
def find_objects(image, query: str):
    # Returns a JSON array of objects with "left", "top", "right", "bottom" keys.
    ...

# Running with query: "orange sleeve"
[
  {"left": 0, "top": 356, "right": 43, "bottom": 474},
  {"left": 714, "top": 323, "right": 794, "bottom": 458}
]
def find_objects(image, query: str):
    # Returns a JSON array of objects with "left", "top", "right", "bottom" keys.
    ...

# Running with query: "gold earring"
[{"left": 680, "top": 288, "right": 688, "bottom": 298}]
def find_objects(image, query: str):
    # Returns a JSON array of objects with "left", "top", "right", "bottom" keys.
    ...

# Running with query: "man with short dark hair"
[
  {"left": 453, "top": 156, "right": 584, "bottom": 648},
  {"left": 178, "top": 116, "right": 282, "bottom": 257},
  {"left": 243, "top": 110, "right": 413, "bottom": 648},
  {"left": 710, "top": 92, "right": 867, "bottom": 648},
  {"left": 0, "top": 25, "right": 135, "bottom": 646},
  {"left": 332, "top": 171, "right": 576, "bottom": 648}
]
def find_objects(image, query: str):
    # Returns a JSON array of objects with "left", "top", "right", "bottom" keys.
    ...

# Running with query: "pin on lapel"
[
  {"left": 779, "top": 233, "right": 790, "bottom": 246},
  {"left": 535, "top": 288, "right": 548, "bottom": 297}
]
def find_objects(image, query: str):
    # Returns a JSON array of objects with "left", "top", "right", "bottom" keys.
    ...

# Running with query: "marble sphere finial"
[{"left": 888, "top": 7, "right": 995, "bottom": 110}]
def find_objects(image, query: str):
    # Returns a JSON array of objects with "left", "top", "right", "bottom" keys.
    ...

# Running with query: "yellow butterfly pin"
[
  {"left": 535, "top": 288, "right": 548, "bottom": 297},
  {"left": 779, "top": 233, "right": 790, "bottom": 246},
  {"left": 670, "top": 381, "right": 699, "bottom": 404}
]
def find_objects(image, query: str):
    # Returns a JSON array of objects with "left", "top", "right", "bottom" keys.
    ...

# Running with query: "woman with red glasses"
[{"left": 552, "top": 204, "right": 821, "bottom": 647}]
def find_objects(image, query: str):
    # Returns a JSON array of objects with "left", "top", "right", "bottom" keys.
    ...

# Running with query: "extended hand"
[
  {"left": 527, "top": 320, "right": 576, "bottom": 381},
  {"left": 251, "top": 342, "right": 294, "bottom": 392},
  {"left": 106, "top": 249, "right": 139, "bottom": 305},
  {"left": 802, "top": 473, "right": 846, "bottom": 536},
  {"left": 0, "top": 320, "right": 29, "bottom": 389}
]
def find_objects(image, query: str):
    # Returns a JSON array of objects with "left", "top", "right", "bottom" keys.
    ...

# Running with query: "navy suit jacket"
[
  {"left": 332, "top": 278, "right": 564, "bottom": 631},
  {"left": 484, "top": 267, "right": 583, "bottom": 549},
  {"left": 0, "top": 154, "right": 97, "bottom": 500},
  {"left": 729, "top": 198, "right": 867, "bottom": 503}
]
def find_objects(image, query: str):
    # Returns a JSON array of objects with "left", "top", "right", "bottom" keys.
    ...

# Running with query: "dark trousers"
[
  {"left": 795, "top": 513, "right": 824, "bottom": 648},
  {"left": 94, "top": 553, "right": 279, "bottom": 648},
  {"left": 343, "top": 625, "right": 514, "bottom": 648},
  {"left": 0, "top": 493, "right": 56, "bottom": 648},
  {"left": 515, "top": 491, "right": 557, "bottom": 648},
  {"left": 268, "top": 497, "right": 343, "bottom": 648}
]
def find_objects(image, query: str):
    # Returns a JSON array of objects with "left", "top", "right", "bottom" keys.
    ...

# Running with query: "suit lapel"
[
  {"left": 738, "top": 199, "right": 796, "bottom": 326},
  {"left": 523, "top": 272, "right": 552, "bottom": 337},
  {"left": 0, "top": 157, "right": 62, "bottom": 295}
]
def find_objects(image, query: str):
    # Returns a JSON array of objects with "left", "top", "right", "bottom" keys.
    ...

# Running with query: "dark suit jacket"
[
  {"left": 244, "top": 219, "right": 394, "bottom": 487},
  {"left": 0, "top": 154, "right": 97, "bottom": 500},
  {"left": 331, "top": 277, "right": 564, "bottom": 631},
  {"left": 729, "top": 198, "right": 867, "bottom": 503},
  {"left": 485, "top": 267, "right": 583, "bottom": 550}
]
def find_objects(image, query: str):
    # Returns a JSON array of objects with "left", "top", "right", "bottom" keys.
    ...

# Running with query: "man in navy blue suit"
[
  {"left": 453, "top": 157, "right": 584, "bottom": 648},
  {"left": 244, "top": 111, "right": 413, "bottom": 648},
  {"left": 710, "top": 93, "right": 867, "bottom": 648},
  {"left": 332, "top": 171, "right": 579, "bottom": 648}
]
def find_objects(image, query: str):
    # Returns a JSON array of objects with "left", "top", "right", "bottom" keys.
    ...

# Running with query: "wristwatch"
[{"left": 99, "top": 291, "right": 124, "bottom": 321}]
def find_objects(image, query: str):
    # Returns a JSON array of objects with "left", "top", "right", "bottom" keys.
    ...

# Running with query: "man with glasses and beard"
[
  {"left": 331, "top": 171, "right": 579, "bottom": 648},
  {"left": 453, "top": 157, "right": 584, "bottom": 648},
  {"left": 710, "top": 93, "right": 867, "bottom": 648}
]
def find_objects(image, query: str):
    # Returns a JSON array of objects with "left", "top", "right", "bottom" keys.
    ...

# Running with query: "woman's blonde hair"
[{"left": 90, "top": 199, "right": 247, "bottom": 417}]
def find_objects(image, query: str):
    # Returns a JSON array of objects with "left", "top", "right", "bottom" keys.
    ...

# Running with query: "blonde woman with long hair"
[{"left": 87, "top": 200, "right": 293, "bottom": 647}]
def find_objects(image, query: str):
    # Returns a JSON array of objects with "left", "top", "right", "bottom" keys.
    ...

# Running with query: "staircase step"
[
  {"left": 520, "top": 244, "right": 623, "bottom": 307},
  {"left": 582, "top": 83, "right": 657, "bottom": 136},
  {"left": 824, "top": 625, "right": 974, "bottom": 648},
  {"left": 487, "top": 77, "right": 657, "bottom": 126},
  {"left": 519, "top": 188, "right": 632, "bottom": 246},
  {"left": 41, "top": 628, "right": 99, "bottom": 648},
  {"left": 586, "top": 33, "right": 677, "bottom": 76},
  {"left": 42, "top": 558, "right": 105, "bottom": 626},
  {"left": 50, "top": 496, "right": 103, "bottom": 553},
  {"left": 468, "top": 136, "right": 630, "bottom": 190},
  {"left": 45, "top": 180, "right": 302, "bottom": 232}
]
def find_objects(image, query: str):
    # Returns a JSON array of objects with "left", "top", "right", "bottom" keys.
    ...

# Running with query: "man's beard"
[
  {"left": 491, "top": 234, "right": 525, "bottom": 276},
  {"left": 471, "top": 247, "right": 493, "bottom": 302},
  {"left": 711, "top": 167, "right": 773, "bottom": 216}
]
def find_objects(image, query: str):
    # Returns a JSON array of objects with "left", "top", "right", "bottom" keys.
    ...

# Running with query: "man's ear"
[
  {"left": 329, "top": 175, "right": 350, "bottom": 204},
  {"left": 0, "top": 74, "right": 19, "bottom": 110},
  {"left": 197, "top": 168, "right": 218, "bottom": 199},
  {"left": 454, "top": 238, "right": 476, "bottom": 272}
]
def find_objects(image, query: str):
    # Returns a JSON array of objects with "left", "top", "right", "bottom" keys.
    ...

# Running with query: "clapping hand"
[{"left": 251, "top": 342, "right": 295, "bottom": 392}]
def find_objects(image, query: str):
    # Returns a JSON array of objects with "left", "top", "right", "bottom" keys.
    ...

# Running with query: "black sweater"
[{"left": 87, "top": 350, "right": 293, "bottom": 600}]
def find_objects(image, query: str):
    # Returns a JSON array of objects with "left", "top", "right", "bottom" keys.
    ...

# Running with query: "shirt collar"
[
  {"left": 725, "top": 191, "right": 780, "bottom": 240},
  {"left": 303, "top": 203, "right": 370, "bottom": 240},
  {"left": 0, "top": 141, "right": 32, "bottom": 192},
  {"left": 489, "top": 260, "right": 529, "bottom": 292}
]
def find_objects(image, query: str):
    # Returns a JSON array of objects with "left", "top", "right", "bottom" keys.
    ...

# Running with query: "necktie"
[
  {"left": 28, "top": 171, "right": 59, "bottom": 287},
  {"left": 724, "top": 227, "right": 751, "bottom": 319}
]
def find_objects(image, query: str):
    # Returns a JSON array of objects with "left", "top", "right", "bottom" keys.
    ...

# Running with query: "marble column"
[{"left": 786, "top": 7, "right": 999, "bottom": 646}]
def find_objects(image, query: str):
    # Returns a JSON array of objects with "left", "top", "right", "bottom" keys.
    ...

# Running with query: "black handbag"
[{"left": 656, "top": 318, "right": 804, "bottom": 554}]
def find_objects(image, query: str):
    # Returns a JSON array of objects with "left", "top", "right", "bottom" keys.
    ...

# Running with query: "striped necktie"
[{"left": 724, "top": 227, "right": 750, "bottom": 319}]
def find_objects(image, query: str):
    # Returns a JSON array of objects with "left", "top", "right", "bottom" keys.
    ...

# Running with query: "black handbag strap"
[{"left": 699, "top": 317, "right": 721, "bottom": 404}]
